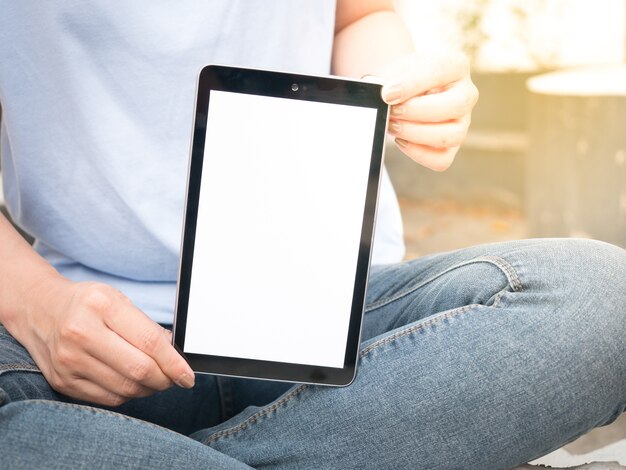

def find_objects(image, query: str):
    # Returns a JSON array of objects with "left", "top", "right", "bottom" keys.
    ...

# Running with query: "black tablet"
[{"left": 173, "top": 65, "right": 388, "bottom": 386}]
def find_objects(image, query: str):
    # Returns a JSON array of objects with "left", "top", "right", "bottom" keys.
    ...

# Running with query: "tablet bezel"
[{"left": 173, "top": 65, "right": 388, "bottom": 386}]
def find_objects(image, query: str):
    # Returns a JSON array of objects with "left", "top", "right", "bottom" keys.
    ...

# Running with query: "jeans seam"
[
  {"left": 482, "top": 255, "right": 523, "bottom": 292},
  {"left": 359, "top": 303, "right": 480, "bottom": 357},
  {"left": 365, "top": 255, "right": 524, "bottom": 312},
  {"left": 0, "top": 364, "right": 41, "bottom": 375},
  {"left": 217, "top": 377, "right": 235, "bottom": 421},
  {"left": 6, "top": 399, "right": 191, "bottom": 438},
  {"left": 202, "top": 384, "right": 308, "bottom": 445},
  {"left": 202, "top": 304, "right": 484, "bottom": 446}
]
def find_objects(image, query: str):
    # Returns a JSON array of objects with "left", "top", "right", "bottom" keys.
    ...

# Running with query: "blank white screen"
[{"left": 183, "top": 90, "right": 377, "bottom": 368}]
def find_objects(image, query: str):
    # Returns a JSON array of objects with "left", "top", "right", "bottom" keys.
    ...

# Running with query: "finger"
[
  {"left": 70, "top": 351, "right": 157, "bottom": 401},
  {"left": 389, "top": 79, "right": 479, "bottom": 123},
  {"left": 394, "top": 138, "right": 460, "bottom": 172},
  {"left": 381, "top": 52, "right": 470, "bottom": 105},
  {"left": 48, "top": 368, "right": 130, "bottom": 407},
  {"left": 104, "top": 303, "right": 195, "bottom": 388},
  {"left": 84, "top": 326, "right": 174, "bottom": 392},
  {"left": 49, "top": 318, "right": 165, "bottom": 399},
  {"left": 71, "top": 379, "right": 129, "bottom": 407},
  {"left": 388, "top": 115, "right": 470, "bottom": 150}
]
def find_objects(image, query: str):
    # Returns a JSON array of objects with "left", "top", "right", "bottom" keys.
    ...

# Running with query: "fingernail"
[
  {"left": 395, "top": 138, "right": 409, "bottom": 148},
  {"left": 390, "top": 105, "right": 405, "bottom": 117},
  {"left": 176, "top": 373, "right": 195, "bottom": 389},
  {"left": 388, "top": 121, "right": 402, "bottom": 135},
  {"left": 383, "top": 85, "right": 402, "bottom": 104}
]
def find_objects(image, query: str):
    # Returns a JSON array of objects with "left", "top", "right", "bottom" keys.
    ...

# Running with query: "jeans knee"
[
  {"left": 520, "top": 238, "right": 626, "bottom": 307},
  {"left": 556, "top": 238, "right": 625, "bottom": 284},
  {"left": 0, "top": 370, "right": 59, "bottom": 405},
  {"left": 535, "top": 239, "right": 626, "bottom": 373},
  {"left": 568, "top": 239, "right": 624, "bottom": 310},
  {"left": 499, "top": 239, "right": 625, "bottom": 368},
  {"left": 0, "top": 325, "right": 58, "bottom": 404}
]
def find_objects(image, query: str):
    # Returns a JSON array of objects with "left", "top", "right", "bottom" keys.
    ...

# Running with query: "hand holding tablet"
[{"left": 173, "top": 65, "right": 389, "bottom": 386}]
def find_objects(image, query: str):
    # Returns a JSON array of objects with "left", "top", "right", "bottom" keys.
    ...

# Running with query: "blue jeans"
[{"left": 1, "top": 239, "right": 625, "bottom": 469}]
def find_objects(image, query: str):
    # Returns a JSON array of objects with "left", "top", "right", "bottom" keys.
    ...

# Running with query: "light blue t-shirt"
[{"left": 0, "top": 1, "right": 405, "bottom": 324}]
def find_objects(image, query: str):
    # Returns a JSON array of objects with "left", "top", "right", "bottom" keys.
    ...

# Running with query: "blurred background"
[
  {"left": 393, "top": 0, "right": 626, "bottom": 260},
  {"left": 394, "top": 2, "right": 626, "bottom": 466}
]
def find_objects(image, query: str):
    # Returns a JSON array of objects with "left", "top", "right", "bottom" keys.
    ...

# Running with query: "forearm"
[
  {"left": 0, "top": 214, "right": 66, "bottom": 330},
  {"left": 332, "top": 8, "right": 414, "bottom": 79}
]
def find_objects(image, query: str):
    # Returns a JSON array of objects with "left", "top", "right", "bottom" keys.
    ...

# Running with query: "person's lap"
[{"left": 1, "top": 238, "right": 625, "bottom": 469}]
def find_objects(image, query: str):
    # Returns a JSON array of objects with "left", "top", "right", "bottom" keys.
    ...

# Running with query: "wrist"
[{"left": 5, "top": 269, "right": 71, "bottom": 335}]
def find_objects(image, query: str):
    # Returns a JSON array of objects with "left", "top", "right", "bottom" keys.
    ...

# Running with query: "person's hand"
[
  {"left": 15, "top": 278, "right": 195, "bottom": 406},
  {"left": 377, "top": 51, "right": 479, "bottom": 171}
]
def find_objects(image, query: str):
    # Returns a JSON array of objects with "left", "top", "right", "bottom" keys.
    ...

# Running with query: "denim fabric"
[{"left": 1, "top": 238, "right": 625, "bottom": 469}]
